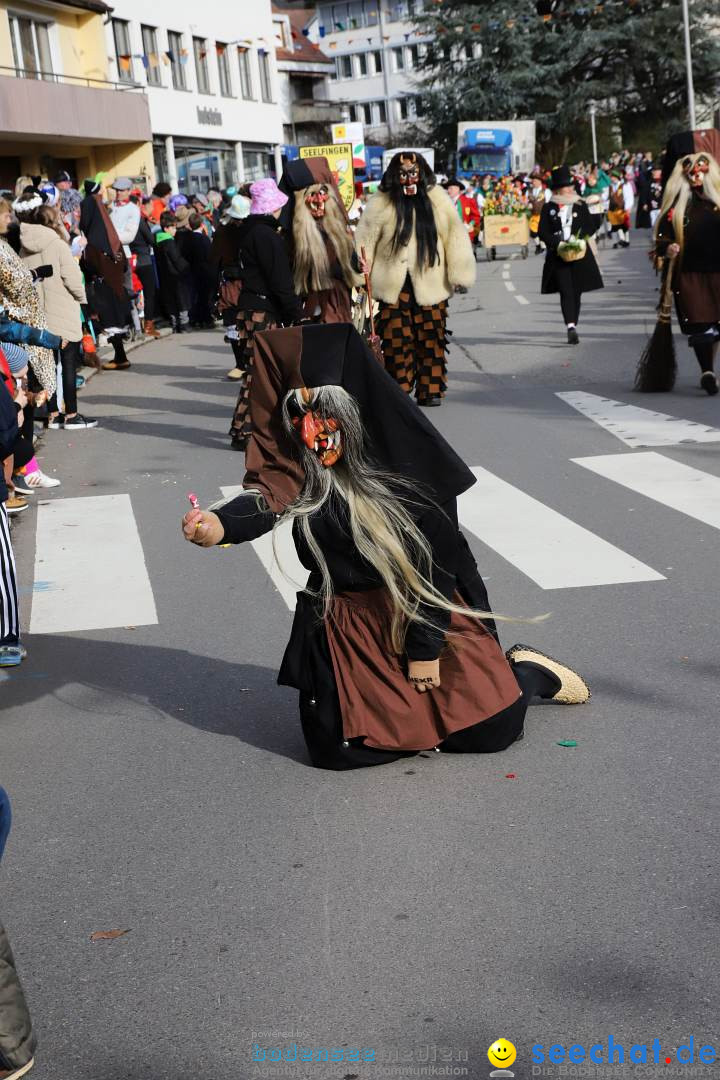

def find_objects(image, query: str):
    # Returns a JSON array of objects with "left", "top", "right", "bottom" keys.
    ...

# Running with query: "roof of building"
[
  {"left": 273, "top": 6, "right": 334, "bottom": 65},
  {"left": 54, "top": 0, "right": 112, "bottom": 14}
]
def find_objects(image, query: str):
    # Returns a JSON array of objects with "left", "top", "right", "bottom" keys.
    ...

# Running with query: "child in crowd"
[{"left": 154, "top": 212, "right": 190, "bottom": 334}]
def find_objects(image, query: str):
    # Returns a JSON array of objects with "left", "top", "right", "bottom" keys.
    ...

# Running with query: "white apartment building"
[
  {"left": 104, "top": 0, "right": 285, "bottom": 193},
  {"left": 313, "top": 0, "right": 432, "bottom": 141},
  {"left": 272, "top": 4, "right": 335, "bottom": 147}
]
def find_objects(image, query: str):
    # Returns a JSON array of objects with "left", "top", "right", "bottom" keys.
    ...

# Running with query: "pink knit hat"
[{"left": 249, "top": 178, "right": 288, "bottom": 216}]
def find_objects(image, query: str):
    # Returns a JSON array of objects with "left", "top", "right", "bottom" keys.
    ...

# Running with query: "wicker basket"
[{"left": 557, "top": 239, "right": 587, "bottom": 263}]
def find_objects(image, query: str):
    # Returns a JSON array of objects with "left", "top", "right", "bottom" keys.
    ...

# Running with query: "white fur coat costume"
[{"left": 354, "top": 186, "right": 476, "bottom": 306}]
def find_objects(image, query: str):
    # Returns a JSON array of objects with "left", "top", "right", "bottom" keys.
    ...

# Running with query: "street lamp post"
[
  {"left": 681, "top": 0, "right": 697, "bottom": 128},
  {"left": 589, "top": 101, "right": 598, "bottom": 163}
]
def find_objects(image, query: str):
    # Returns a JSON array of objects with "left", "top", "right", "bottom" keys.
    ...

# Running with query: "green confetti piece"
[{"left": 556, "top": 739, "right": 577, "bottom": 747}]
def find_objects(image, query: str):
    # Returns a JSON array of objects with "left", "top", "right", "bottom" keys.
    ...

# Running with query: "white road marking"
[
  {"left": 515, "top": 295, "right": 530, "bottom": 305},
  {"left": 30, "top": 494, "right": 158, "bottom": 633},
  {"left": 504, "top": 281, "right": 516, "bottom": 293},
  {"left": 503, "top": 262, "right": 511, "bottom": 269},
  {"left": 220, "top": 485, "right": 304, "bottom": 611},
  {"left": 573, "top": 452, "right": 720, "bottom": 530},
  {"left": 457, "top": 466, "right": 664, "bottom": 589},
  {"left": 557, "top": 391, "right": 720, "bottom": 448}
]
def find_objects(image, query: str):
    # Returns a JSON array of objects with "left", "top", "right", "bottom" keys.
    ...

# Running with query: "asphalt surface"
[{"left": 2, "top": 233, "right": 719, "bottom": 1080}]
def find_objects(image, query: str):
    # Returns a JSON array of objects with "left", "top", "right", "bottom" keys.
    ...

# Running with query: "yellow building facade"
[{"left": 0, "top": 0, "right": 154, "bottom": 191}]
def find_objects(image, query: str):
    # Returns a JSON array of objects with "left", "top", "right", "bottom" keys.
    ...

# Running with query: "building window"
[
  {"left": 141, "top": 25, "right": 161, "bottom": 86},
  {"left": 8, "top": 14, "right": 53, "bottom": 80},
  {"left": 258, "top": 49, "right": 273, "bottom": 102},
  {"left": 357, "top": 52, "right": 368, "bottom": 77},
  {"left": 167, "top": 31, "right": 186, "bottom": 90},
  {"left": 112, "top": 18, "right": 133, "bottom": 83},
  {"left": 360, "top": 102, "right": 372, "bottom": 125},
  {"left": 462, "top": 42, "right": 474, "bottom": 60},
  {"left": 237, "top": 48, "right": 254, "bottom": 98},
  {"left": 193, "top": 36, "right": 210, "bottom": 94},
  {"left": 243, "top": 146, "right": 271, "bottom": 182},
  {"left": 371, "top": 50, "right": 383, "bottom": 74},
  {"left": 348, "top": 104, "right": 358, "bottom": 122},
  {"left": 414, "top": 95, "right": 425, "bottom": 117},
  {"left": 407, "top": 44, "right": 420, "bottom": 69},
  {"left": 337, "top": 55, "right": 353, "bottom": 79},
  {"left": 392, "top": 47, "right": 404, "bottom": 71},
  {"left": 376, "top": 99, "right": 387, "bottom": 124},
  {"left": 216, "top": 43, "right": 232, "bottom": 97},
  {"left": 397, "top": 97, "right": 410, "bottom": 120}
]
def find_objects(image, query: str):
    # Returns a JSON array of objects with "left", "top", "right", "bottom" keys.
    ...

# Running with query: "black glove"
[{"left": 32, "top": 264, "right": 54, "bottom": 281}]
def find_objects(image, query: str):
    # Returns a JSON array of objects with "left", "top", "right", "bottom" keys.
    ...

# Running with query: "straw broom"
[{"left": 634, "top": 252, "right": 677, "bottom": 392}]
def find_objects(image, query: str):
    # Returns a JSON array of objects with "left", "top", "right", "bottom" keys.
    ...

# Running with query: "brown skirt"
[
  {"left": 302, "top": 282, "right": 353, "bottom": 324},
  {"left": 325, "top": 589, "right": 521, "bottom": 752},
  {"left": 675, "top": 271, "right": 720, "bottom": 327}
]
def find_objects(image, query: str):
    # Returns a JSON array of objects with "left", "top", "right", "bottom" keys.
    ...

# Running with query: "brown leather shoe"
[
  {"left": 101, "top": 360, "right": 131, "bottom": 370},
  {"left": 5, "top": 495, "right": 29, "bottom": 514}
]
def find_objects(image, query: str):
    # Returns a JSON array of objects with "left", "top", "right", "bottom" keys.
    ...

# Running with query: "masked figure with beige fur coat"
[
  {"left": 354, "top": 152, "right": 476, "bottom": 407},
  {"left": 280, "top": 158, "right": 362, "bottom": 324}
]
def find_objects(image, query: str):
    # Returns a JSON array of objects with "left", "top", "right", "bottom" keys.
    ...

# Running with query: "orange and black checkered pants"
[
  {"left": 229, "top": 310, "right": 278, "bottom": 449},
  {"left": 375, "top": 279, "right": 449, "bottom": 400}
]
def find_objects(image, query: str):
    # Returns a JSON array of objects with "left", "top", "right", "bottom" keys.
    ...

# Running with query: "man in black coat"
[{"left": 539, "top": 165, "right": 604, "bottom": 344}]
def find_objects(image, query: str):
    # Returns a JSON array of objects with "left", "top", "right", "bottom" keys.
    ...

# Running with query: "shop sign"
[{"left": 197, "top": 107, "right": 222, "bottom": 126}]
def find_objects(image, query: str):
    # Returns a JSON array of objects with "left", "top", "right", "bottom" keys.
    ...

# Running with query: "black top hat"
[
  {"left": 443, "top": 176, "right": 466, "bottom": 191},
  {"left": 549, "top": 165, "right": 574, "bottom": 190}
]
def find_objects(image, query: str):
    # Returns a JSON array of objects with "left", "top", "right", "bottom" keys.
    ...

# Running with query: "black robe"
[{"left": 539, "top": 200, "right": 604, "bottom": 296}]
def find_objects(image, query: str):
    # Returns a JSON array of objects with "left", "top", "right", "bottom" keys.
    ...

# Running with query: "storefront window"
[{"left": 243, "top": 146, "right": 272, "bottom": 182}]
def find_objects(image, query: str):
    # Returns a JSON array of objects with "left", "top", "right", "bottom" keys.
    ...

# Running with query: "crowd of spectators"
[{"left": 0, "top": 169, "right": 247, "bottom": 670}]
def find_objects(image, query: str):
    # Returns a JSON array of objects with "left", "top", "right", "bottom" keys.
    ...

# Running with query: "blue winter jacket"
[{"left": 0, "top": 309, "right": 61, "bottom": 351}]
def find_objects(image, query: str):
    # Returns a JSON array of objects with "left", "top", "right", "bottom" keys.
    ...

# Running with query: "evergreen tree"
[{"left": 414, "top": 0, "right": 720, "bottom": 166}]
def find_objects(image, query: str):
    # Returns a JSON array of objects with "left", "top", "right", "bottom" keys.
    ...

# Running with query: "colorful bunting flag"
[{"left": 118, "top": 54, "right": 131, "bottom": 71}]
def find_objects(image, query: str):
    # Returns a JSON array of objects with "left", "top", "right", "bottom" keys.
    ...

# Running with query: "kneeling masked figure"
[{"left": 184, "top": 324, "right": 589, "bottom": 770}]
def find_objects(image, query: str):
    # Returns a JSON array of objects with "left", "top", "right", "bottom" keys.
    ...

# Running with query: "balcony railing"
[{"left": 0, "top": 64, "right": 144, "bottom": 92}]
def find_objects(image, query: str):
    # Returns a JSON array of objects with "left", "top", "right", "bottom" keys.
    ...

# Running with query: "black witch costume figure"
[
  {"left": 355, "top": 152, "right": 476, "bottom": 407},
  {"left": 183, "top": 323, "right": 590, "bottom": 771},
  {"left": 79, "top": 181, "right": 132, "bottom": 370},
  {"left": 280, "top": 158, "right": 362, "bottom": 324},
  {"left": 539, "top": 165, "right": 604, "bottom": 345},
  {"left": 654, "top": 152, "right": 720, "bottom": 395}
]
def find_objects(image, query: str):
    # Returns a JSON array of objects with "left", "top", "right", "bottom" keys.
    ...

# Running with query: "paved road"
[{"left": 3, "top": 236, "right": 719, "bottom": 1080}]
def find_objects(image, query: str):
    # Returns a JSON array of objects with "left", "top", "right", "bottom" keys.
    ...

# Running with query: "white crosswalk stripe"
[
  {"left": 28, "top": 441, "right": 720, "bottom": 636},
  {"left": 557, "top": 390, "right": 720, "bottom": 448},
  {"left": 29, "top": 494, "right": 158, "bottom": 634},
  {"left": 457, "top": 466, "right": 663, "bottom": 589},
  {"left": 574, "top": 451, "right": 720, "bottom": 530},
  {"left": 220, "top": 485, "right": 302, "bottom": 611}
]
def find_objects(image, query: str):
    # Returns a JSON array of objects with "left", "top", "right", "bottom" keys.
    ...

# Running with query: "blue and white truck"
[{"left": 456, "top": 121, "right": 536, "bottom": 179}]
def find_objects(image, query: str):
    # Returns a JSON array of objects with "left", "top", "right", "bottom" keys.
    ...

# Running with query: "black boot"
[
  {"left": 102, "top": 335, "right": 130, "bottom": 370},
  {"left": 567, "top": 327, "right": 579, "bottom": 345}
]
